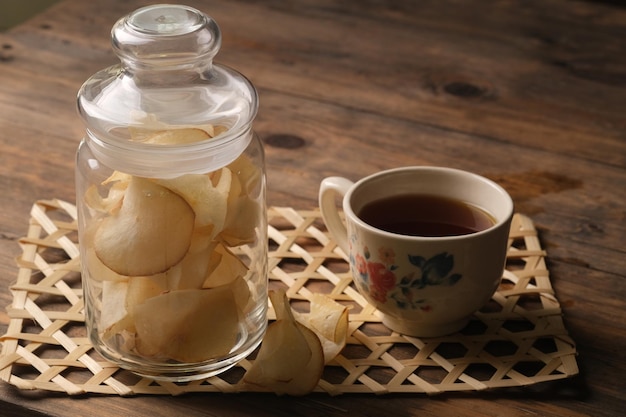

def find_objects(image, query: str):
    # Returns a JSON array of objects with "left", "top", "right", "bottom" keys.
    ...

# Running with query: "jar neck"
[
  {"left": 118, "top": 54, "right": 214, "bottom": 75},
  {"left": 85, "top": 125, "right": 254, "bottom": 178},
  {"left": 118, "top": 62, "right": 212, "bottom": 89}
]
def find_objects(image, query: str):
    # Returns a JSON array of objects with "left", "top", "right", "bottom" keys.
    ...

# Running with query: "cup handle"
[{"left": 319, "top": 177, "right": 354, "bottom": 255}]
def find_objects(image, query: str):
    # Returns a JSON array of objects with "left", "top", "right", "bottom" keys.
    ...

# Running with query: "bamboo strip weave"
[{"left": 0, "top": 200, "right": 578, "bottom": 395}]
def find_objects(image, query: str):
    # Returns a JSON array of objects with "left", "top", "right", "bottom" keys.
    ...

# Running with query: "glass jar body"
[{"left": 76, "top": 129, "right": 267, "bottom": 382}]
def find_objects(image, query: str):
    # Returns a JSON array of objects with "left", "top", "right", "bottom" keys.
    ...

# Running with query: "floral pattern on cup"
[{"left": 352, "top": 245, "right": 463, "bottom": 312}]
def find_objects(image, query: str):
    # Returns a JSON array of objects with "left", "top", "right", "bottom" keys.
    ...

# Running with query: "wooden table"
[{"left": 1, "top": 0, "right": 624, "bottom": 416}]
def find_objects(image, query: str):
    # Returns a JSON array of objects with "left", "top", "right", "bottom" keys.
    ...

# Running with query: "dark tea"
[{"left": 357, "top": 194, "right": 495, "bottom": 237}]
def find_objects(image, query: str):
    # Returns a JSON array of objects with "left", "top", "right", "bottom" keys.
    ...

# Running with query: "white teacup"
[{"left": 319, "top": 166, "right": 514, "bottom": 337}]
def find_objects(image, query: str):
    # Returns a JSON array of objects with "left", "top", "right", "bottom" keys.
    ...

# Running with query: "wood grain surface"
[{"left": 0, "top": 0, "right": 624, "bottom": 416}]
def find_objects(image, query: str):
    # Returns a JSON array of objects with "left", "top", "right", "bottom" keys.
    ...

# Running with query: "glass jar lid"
[
  {"left": 77, "top": 4, "right": 258, "bottom": 177},
  {"left": 112, "top": 4, "right": 221, "bottom": 69}
]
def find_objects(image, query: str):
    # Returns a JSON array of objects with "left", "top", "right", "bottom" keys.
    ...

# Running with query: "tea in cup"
[{"left": 319, "top": 166, "right": 514, "bottom": 337}]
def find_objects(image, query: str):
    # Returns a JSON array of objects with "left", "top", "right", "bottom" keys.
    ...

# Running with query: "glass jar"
[{"left": 75, "top": 4, "right": 267, "bottom": 382}]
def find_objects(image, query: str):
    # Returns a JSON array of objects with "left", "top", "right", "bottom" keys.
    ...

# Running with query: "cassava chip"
[
  {"left": 102, "top": 170, "right": 132, "bottom": 186},
  {"left": 166, "top": 241, "right": 219, "bottom": 290},
  {"left": 243, "top": 290, "right": 324, "bottom": 395},
  {"left": 219, "top": 155, "right": 263, "bottom": 245},
  {"left": 101, "top": 280, "right": 129, "bottom": 331},
  {"left": 228, "top": 153, "right": 262, "bottom": 195},
  {"left": 228, "top": 275, "right": 253, "bottom": 313},
  {"left": 93, "top": 177, "right": 195, "bottom": 276},
  {"left": 219, "top": 173, "right": 261, "bottom": 246},
  {"left": 129, "top": 122, "right": 226, "bottom": 142},
  {"left": 84, "top": 178, "right": 128, "bottom": 215},
  {"left": 154, "top": 169, "right": 231, "bottom": 238},
  {"left": 82, "top": 223, "right": 127, "bottom": 282},
  {"left": 85, "top": 247, "right": 128, "bottom": 282},
  {"left": 125, "top": 274, "right": 169, "bottom": 315},
  {"left": 203, "top": 243, "right": 249, "bottom": 288},
  {"left": 133, "top": 287, "right": 240, "bottom": 363},
  {"left": 141, "top": 128, "right": 210, "bottom": 145},
  {"left": 295, "top": 294, "right": 349, "bottom": 364}
]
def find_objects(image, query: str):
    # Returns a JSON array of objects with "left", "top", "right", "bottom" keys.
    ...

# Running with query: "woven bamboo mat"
[{"left": 0, "top": 199, "right": 578, "bottom": 396}]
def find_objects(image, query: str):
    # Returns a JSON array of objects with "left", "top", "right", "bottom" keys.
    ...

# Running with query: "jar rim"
[{"left": 85, "top": 124, "right": 255, "bottom": 178}]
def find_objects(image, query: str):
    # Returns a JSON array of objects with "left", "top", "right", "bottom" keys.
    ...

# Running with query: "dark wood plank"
[{"left": 6, "top": 0, "right": 626, "bottom": 167}]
